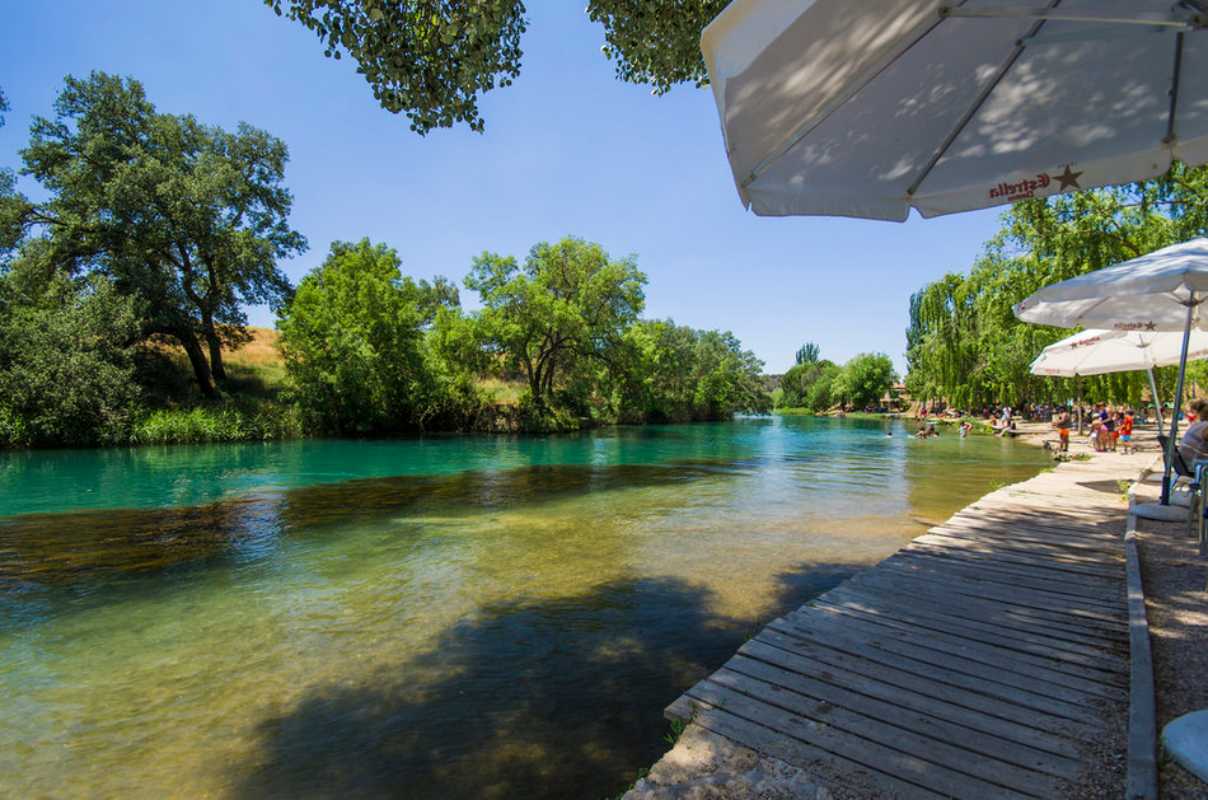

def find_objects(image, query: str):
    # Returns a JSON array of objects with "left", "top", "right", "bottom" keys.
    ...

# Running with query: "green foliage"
[
  {"left": 795, "top": 341, "right": 820, "bottom": 365},
  {"left": 266, "top": 2, "right": 722, "bottom": 132},
  {"left": 468, "top": 237, "right": 646, "bottom": 412},
  {"left": 0, "top": 272, "right": 142, "bottom": 447},
  {"left": 587, "top": 1, "right": 726, "bottom": 94},
  {"left": 9, "top": 72, "right": 306, "bottom": 396},
  {"left": 132, "top": 402, "right": 302, "bottom": 444},
  {"left": 265, "top": 0, "right": 527, "bottom": 134},
  {"left": 833, "top": 353, "right": 897, "bottom": 410},
  {"left": 615, "top": 320, "right": 771, "bottom": 423},
  {"left": 905, "top": 164, "right": 1208, "bottom": 409},
  {"left": 278, "top": 239, "right": 471, "bottom": 434},
  {"left": 779, "top": 358, "right": 838, "bottom": 411}
]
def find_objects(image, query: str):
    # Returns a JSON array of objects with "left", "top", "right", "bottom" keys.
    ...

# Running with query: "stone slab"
[{"left": 1162, "top": 710, "right": 1208, "bottom": 785}]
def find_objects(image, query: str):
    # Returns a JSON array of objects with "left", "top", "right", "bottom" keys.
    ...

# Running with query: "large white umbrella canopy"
[
  {"left": 1030, "top": 328, "right": 1208, "bottom": 376},
  {"left": 700, "top": 0, "right": 1208, "bottom": 221},
  {"left": 1015, "top": 237, "right": 1208, "bottom": 503},
  {"left": 1029, "top": 327, "right": 1208, "bottom": 429},
  {"left": 1014, "top": 238, "right": 1208, "bottom": 329}
]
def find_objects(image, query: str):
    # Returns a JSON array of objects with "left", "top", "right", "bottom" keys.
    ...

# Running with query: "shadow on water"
[
  {"left": 224, "top": 567, "right": 856, "bottom": 800},
  {"left": 0, "top": 461, "right": 739, "bottom": 592}
]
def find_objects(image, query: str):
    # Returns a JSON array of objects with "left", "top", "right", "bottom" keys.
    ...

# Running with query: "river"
[{"left": 0, "top": 416, "right": 1050, "bottom": 798}]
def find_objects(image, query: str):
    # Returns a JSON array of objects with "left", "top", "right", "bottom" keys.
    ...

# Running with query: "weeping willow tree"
[{"left": 905, "top": 163, "right": 1208, "bottom": 411}]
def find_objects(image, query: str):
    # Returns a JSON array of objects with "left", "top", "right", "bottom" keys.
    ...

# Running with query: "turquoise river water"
[{"left": 0, "top": 416, "right": 1050, "bottom": 798}]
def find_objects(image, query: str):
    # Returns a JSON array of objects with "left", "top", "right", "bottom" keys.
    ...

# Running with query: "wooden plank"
[
  {"left": 888, "top": 550, "right": 1124, "bottom": 600},
  {"left": 747, "top": 628, "right": 1101, "bottom": 734},
  {"left": 875, "top": 558, "right": 1126, "bottom": 619},
  {"left": 945, "top": 511, "right": 1123, "bottom": 538},
  {"left": 684, "top": 681, "right": 1039, "bottom": 800},
  {"left": 855, "top": 570, "right": 1125, "bottom": 638},
  {"left": 772, "top": 612, "right": 1114, "bottom": 706},
  {"left": 829, "top": 581, "right": 1129, "bottom": 652},
  {"left": 795, "top": 604, "right": 1125, "bottom": 693},
  {"left": 954, "top": 504, "right": 1124, "bottom": 528},
  {"left": 918, "top": 530, "right": 1124, "bottom": 571},
  {"left": 937, "top": 517, "right": 1124, "bottom": 551},
  {"left": 936, "top": 524, "right": 1124, "bottom": 556},
  {"left": 909, "top": 536, "right": 1124, "bottom": 579},
  {"left": 823, "top": 585, "right": 1127, "bottom": 668},
  {"left": 896, "top": 543, "right": 1123, "bottom": 589},
  {"left": 707, "top": 665, "right": 1074, "bottom": 795},
  {"left": 737, "top": 638, "right": 1086, "bottom": 756},
  {"left": 667, "top": 695, "right": 947, "bottom": 799},
  {"left": 723, "top": 652, "right": 1083, "bottom": 780}
]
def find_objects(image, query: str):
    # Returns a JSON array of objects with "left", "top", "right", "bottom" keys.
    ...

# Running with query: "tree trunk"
[
  {"left": 205, "top": 328, "right": 227, "bottom": 381},
  {"left": 180, "top": 330, "right": 218, "bottom": 398}
]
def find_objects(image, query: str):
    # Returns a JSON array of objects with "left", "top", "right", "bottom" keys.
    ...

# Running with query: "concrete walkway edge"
[{"left": 1125, "top": 479, "right": 1158, "bottom": 800}]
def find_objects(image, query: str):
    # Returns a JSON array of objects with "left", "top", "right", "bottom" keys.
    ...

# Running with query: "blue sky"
[{"left": 3, "top": 0, "right": 1004, "bottom": 374}]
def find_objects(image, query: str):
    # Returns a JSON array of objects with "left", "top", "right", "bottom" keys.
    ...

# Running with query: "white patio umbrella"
[
  {"left": 700, "top": 1, "right": 1208, "bottom": 220},
  {"left": 1015, "top": 238, "right": 1208, "bottom": 503},
  {"left": 1030, "top": 328, "right": 1208, "bottom": 428}
]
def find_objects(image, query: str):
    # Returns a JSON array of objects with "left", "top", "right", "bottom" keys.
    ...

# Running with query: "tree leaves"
[
  {"left": 265, "top": 0, "right": 528, "bottom": 134},
  {"left": 264, "top": 1, "right": 724, "bottom": 132},
  {"left": 586, "top": 0, "right": 726, "bottom": 95},
  {"left": 905, "top": 165, "right": 1208, "bottom": 409}
]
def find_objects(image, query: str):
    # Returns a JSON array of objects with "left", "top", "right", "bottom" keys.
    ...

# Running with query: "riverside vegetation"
[
  {"left": 904, "top": 162, "right": 1208, "bottom": 411},
  {"left": 0, "top": 74, "right": 769, "bottom": 448}
]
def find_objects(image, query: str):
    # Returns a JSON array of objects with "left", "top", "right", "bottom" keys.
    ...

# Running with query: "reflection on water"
[{"left": 0, "top": 417, "right": 1048, "bottom": 798}]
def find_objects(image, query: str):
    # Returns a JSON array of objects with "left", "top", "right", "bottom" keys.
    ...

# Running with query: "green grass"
[
  {"left": 131, "top": 340, "right": 303, "bottom": 445},
  {"left": 132, "top": 400, "right": 303, "bottom": 444},
  {"left": 476, "top": 377, "right": 525, "bottom": 406}
]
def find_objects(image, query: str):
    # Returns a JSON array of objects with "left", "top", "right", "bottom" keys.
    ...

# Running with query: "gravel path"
[{"left": 1133, "top": 506, "right": 1208, "bottom": 798}]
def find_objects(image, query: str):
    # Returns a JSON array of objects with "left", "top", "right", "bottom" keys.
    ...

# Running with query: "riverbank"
[{"left": 623, "top": 423, "right": 1144, "bottom": 799}]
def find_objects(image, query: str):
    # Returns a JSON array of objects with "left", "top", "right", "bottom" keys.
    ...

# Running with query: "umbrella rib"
[
  {"left": 1165, "top": 31, "right": 1185, "bottom": 145},
  {"left": 905, "top": 0, "right": 1061, "bottom": 199},
  {"left": 740, "top": 2, "right": 961, "bottom": 190}
]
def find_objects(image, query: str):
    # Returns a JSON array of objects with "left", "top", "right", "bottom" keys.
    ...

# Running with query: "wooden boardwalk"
[{"left": 665, "top": 455, "right": 1134, "bottom": 798}]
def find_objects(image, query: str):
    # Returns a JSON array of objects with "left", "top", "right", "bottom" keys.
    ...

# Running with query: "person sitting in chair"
[{"left": 1179, "top": 399, "right": 1208, "bottom": 468}]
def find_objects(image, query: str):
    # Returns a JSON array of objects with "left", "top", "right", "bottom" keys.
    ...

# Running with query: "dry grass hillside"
[
  {"left": 224, "top": 326, "right": 282, "bottom": 367},
  {"left": 214, "top": 327, "right": 525, "bottom": 405}
]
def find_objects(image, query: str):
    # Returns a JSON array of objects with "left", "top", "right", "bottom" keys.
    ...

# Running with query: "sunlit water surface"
[{"left": 0, "top": 417, "right": 1049, "bottom": 798}]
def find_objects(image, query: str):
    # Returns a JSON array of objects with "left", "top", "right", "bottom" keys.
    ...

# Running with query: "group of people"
[{"left": 1051, "top": 404, "right": 1135, "bottom": 454}]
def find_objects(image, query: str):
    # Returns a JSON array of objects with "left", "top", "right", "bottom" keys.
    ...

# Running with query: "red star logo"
[{"left": 1056, "top": 164, "right": 1083, "bottom": 191}]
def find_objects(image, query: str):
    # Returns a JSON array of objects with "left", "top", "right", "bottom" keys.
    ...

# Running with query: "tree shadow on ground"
[{"left": 225, "top": 567, "right": 858, "bottom": 800}]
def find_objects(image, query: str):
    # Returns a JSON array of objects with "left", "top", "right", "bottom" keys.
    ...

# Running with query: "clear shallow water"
[{"left": 0, "top": 417, "right": 1049, "bottom": 798}]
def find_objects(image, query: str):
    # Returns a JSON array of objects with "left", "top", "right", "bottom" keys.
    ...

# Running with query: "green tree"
[
  {"left": 6, "top": 73, "right": 306, "bottom": 396},
  {"left": 795, "top": 341, "right": 821, "bottom": 366},
  {"left": 904, "top": 165, "right": 1208, "bottom": 410},
  {"left": 277, "top": 239, "right": 465, "bottom": 433},
  {"left": 779, "top": 357, "right": 837, "bottom": 410},
  {"left": 833, "top": 353, "right": 896, "bottom": 410},
  {"left": 616, "top": 320, "right": 770, "bottom": 422},
  {"left": 467, "top": 237, "right": 646, "bottom": 413},
  {"left": 804, "top": 362, "right": 842, "bottom": 412},
  {"left": 265, "top": 1, "right": 724, "bottom": 133},
  {"left": 0, "top": 267, "right": 142, "bottom": 446}
]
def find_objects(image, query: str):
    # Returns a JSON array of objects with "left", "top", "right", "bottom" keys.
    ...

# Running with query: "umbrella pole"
[
  {"left": 1162, "top": 297, "right": 1197, "bottom": 505},
  {"left": 1147, "top": 367, "right": 1164, "bottom": 429}
]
